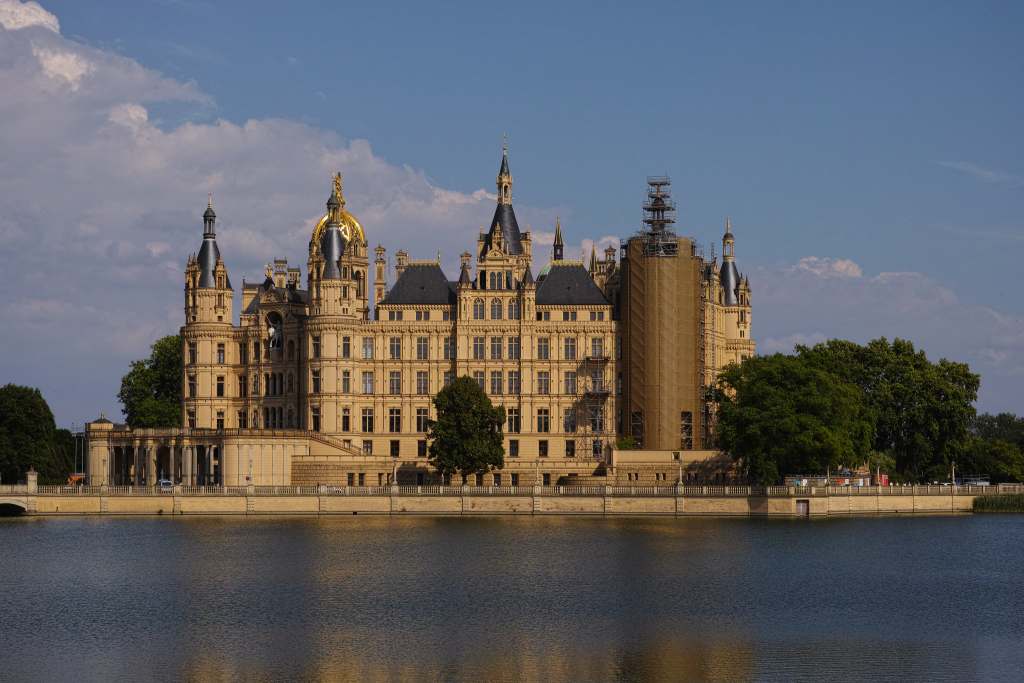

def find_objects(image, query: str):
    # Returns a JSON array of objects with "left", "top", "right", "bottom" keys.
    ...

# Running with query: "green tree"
[
  {"left": 797, "top": 338, "right": 979, "bottom": 482},
  {"left": 118, "top": 335, "right": 182, "bottom": 428},
  {"left": 715, "top": 354, "right": 873, "bottom": 485},
  {"left": 973, "top": 413, "right": 1024, "bottom": 450},
  {"left": 0, "top": 384, "right": 71, "bottom": 484},
  {"left": 427, "top": 376, "right": 506, "bottom": 483}
]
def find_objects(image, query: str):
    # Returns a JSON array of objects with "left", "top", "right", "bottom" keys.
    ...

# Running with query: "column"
[{"left": 148, "top": 444, "right": 157, "bottom": 485}]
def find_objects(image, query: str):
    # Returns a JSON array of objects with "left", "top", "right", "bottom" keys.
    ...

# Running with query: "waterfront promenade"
[{"left": 3, "top": 482, "right": 1020, "bottom": 517}]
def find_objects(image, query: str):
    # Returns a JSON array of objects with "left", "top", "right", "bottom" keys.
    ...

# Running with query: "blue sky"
[{"left": 2, "top": 0, "right": 1022, "bottom": 423}]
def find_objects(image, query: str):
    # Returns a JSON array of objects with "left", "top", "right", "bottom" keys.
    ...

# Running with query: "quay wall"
[{"left": 8, "top": 487, "right": 990, "bottom": 517}]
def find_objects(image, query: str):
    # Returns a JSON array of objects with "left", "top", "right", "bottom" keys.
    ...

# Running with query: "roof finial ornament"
[
  {"left": 553, "top": 217, "right": 564, "bottom": 261},
  {"left": 207, "top": 193, "right": 213, "bottom": 210}
]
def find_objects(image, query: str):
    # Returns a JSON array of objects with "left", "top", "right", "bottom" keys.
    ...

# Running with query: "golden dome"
[{"left": 311, "top": 173, "right": 365, "bottom": 246}]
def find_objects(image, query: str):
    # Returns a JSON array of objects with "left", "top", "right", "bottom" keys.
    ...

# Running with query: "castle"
[{"left": 87, "top": 147, "right": 754, "bottom": 487}]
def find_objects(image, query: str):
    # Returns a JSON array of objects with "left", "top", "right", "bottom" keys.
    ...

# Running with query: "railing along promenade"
[{"left": 19, "top": 483, "right": 1024, "bottom": 497}]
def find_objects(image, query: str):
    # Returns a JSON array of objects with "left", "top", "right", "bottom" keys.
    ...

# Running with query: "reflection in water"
[{"left": 2, "top": 515, "right": 1023, "bottom": 681}]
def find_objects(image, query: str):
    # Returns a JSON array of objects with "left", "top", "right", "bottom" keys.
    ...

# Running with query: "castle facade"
[{"left": 87, "top": 147, "right": 753, "bottom": 487}]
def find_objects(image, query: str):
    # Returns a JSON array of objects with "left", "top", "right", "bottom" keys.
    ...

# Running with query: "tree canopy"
[
  {"left": 715, "top": 338, "right": 990, "bottom": 484},
  {"left": 0, "top": 384, "right": 75, "bottom": 484},
  {"left": 715, "top": 354, "right": 873, "bottom": 485},
  {"left": 427, "top": 376, "right": 505, "bottom": 482},
  {"left": 118, "top": 335, "right": 182, "bottom": 428}
]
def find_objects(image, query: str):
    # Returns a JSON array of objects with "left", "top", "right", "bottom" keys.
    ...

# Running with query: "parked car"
[{"left": 157, "top": 479, "right": 174, "bottom": 491}]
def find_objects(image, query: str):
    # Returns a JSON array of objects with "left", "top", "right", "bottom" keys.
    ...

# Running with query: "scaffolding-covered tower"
[{"left": 619, "top": 177, "right": 706, "bottom": 451}]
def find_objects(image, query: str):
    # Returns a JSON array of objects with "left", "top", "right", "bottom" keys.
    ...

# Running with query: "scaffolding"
[{"left": 640, "top": 176, "right": 679, "bottom": 257}]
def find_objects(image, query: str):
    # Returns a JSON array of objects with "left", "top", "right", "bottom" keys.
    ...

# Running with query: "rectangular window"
[
  {"left": 361, "top": 408, "right": 374, "bottom": 433},
  {"left": 362, "top": 442, "right": 372, "bottom": 457},
  {"left": 416, "top": 407, "right": 429, "bottom": 432},
  {"left": 590, "top": 406, "right": 605, "bottom": 432},
  {"left": 490, "top": 336, "right": 503, "bottom": 360},
  {"left": 443, "top": 336, "right": 454, "bottom": 360},
  {"left": 238, "top": 411, "right": 247, "bottom": 429},
  {"left": 537, "top": 371, "right": 550, "bottom": 395},
  {"left": 389, "top": 336, "right": 402, "bottom": 360},
  {"left": 389, "top": 371, "right": 402, "bottom": 395},
  {"left": 362, "top": 337, "right": 374, "bottom": 359},
  {"left": 508, "top": 336, "right": 520, "bottom": 360},
  {"left": 417, "top": 440, "right": 427, "bottom": 457},
  {"left": 253, "top": 375, "right": 259, "bottom": 396},
  {"left": 493, "top": 473, "right": 502, "bottom": 486},
  {"left": 342, "top": 336, "right": 351, "bottom": 359},
  {"left": 490, "top": 371, "right": 503, "bottom": 395},
  {"left": 539, "top": 440, "right": 549, "bottom": 457},
  {"left": 416, "top": 371, "right": 429, "bottom": 395},
  {"left": 238, "top": 375, "right": 247, "bottom": 398},
  {"left": 443, "top": 371, "right": 454, "bottom": 387},
  {"left": 347, "top": 473, "right": 355, "bottom": 486},
  {"left": 507, "top": 408, "right": 520, "bottom": 434},
  {"left": 416, "top": 336, "right": 429, "bottom": 360},
  {"left": 188, "top": 374, "right": 197, "bottom": 398},
  {"left": 509, "top": 439, "right": 519, "bottom": 458},
  {"left": 188, "top": 342, "right": 197, "bottom": 365},
  {"left": 564, "top": 371, "right": 577, "bottom": 395},
  {"left": 389, "top": 408, "right": 401, "bottom": 433},
  {"left": 564, "top": 337, "right": 576, "bottom": 360},
  {"left": 390, "top": 440, "right": 400, "bottom": 458},
  {"left": 239, "top": 343, "right": 248, "bottom": 365},
  {"left": 537, "top": 337, "right": 549, "bottom": 360},
  {"left": 216, "top": 343, "right": 225, "bottom": 364},
  {"left": 537, "top": 408, "right": 550, "bottom": 433},
  {"left": 253, "top": 341, "right": 260, "bottom": 361},
  {"left": 591, "top": 337, "right": 604, "bottom": 358},
  {"left": 473, "top": 336, "right": 485, "bottom": 360},
  {"left": 311, "top": 369, "right": 321, "bottom": 394},
  {"left": 341, "top": 370, "right": 351, "bottom": 394},
  {"left": 187, "top": 410, "right": 196, "bottom": 429},
  {"left": 565, "top": 440, "right": 576, "bottom": 458},
  {"left": 341, "top": 408, "right": 350, "bottom": 432},
  {"left": 443, "top": 309, "right": 451, "bottom": 321},
  {"left": 616, "top": 336, "right": 622, "bottom": 360},
  {"left": 564, "top": 407, "right": 577, "bottom": 433},
  {"left": 311, "top": 406, "right": 321, "bottom": 433},
  {"left": 680, "top": 411, "right": 694, "bottom": 450},
  {"left": 387, "top": 309, "right": 403, "bottom": 321},
  {"left": 508, "top": 371, "right": 520, "bottom": 395},
  {"left": 415, "top": 309, "right": 429, "bottom": 321},
  {"left": 216, "top": 411, "right": 225, "bottom": 430},
  {"left": 473, "top": 371, "right": 485, "bottom": 390},
  {"left": 542, "top": 473, "right": 551, "bottom": 486},
  {"left": 362, "top": 371, "right": 375, "bottom": 395},
  {"left": 312, "top": 336, "right": 321, "bottom": 359},
  {"left": 511, "top": 473, "right": 519, "bottom": 485}
]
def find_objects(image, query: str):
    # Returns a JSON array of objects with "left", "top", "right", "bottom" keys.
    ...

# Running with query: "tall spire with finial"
[
  {"left": 497, "top": 135, "right": 512, "bottom": 205},
  {"left": 203, "top": 194, "right": 216, "bottom": 238},
  {"left": 589, "top": 244, "right": 598, "bottom": 273},
  {"left": 553, "top": 217, "right": 564, "bottom": 260}
]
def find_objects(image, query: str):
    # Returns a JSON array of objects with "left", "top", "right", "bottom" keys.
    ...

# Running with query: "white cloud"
[
  {"left": 0, "top": 4, "right": 565, "bottom": 424},
  {"left": 31, "top": 44, "right": 92, "bottom": 89},
  {"left": 790, "top": 256, "right": 863, "bottom": 279},
  {"left": 937, "top": 161, "right": 1024, "bottom": 187},
  {"left": 0, "top": 0, "right": 58, "bottom": 33},
  {"left": 753, "top": 260, "right": 1024, "bottom": 412}
]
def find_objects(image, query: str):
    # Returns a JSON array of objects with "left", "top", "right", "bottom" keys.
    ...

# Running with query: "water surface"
[{"left": 2, "top": 515, "right": 1022, "bottom": 681}]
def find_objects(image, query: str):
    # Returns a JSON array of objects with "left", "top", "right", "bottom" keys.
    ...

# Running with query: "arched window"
[
  {"left": 473, "top": 299, "right": 485, "bottom": 320},
  {"left": 508, "top": 299, "right": 520, "bottom": 320},
  {"left": 491, "top": 299, "right": 503, "bottom": 320}
]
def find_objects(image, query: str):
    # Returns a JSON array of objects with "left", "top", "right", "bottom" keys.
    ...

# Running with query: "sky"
[{"left": 1, "top": 0, "right": 1021, "bottom": 426}]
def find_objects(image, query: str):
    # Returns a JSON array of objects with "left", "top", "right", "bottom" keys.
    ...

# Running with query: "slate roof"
[
  {"left": 484, "top": 203, "right": 524, "bottom": 255},
  {"left": 380, "top": 264, "right": 456, "bottom": 305},
  {"left": 197, "top": 237, "right": 231, "bottom": 289},
  {"left": 535, "top": 263, "right": 608, "bottom": 306},
  {"left": 720, "top": 260, "right": 740, "bottom": 306}
]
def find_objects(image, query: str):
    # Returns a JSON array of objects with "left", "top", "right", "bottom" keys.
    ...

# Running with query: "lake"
[{"left": 1, "top": 515, "right": 1022, "bottom": 682}]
